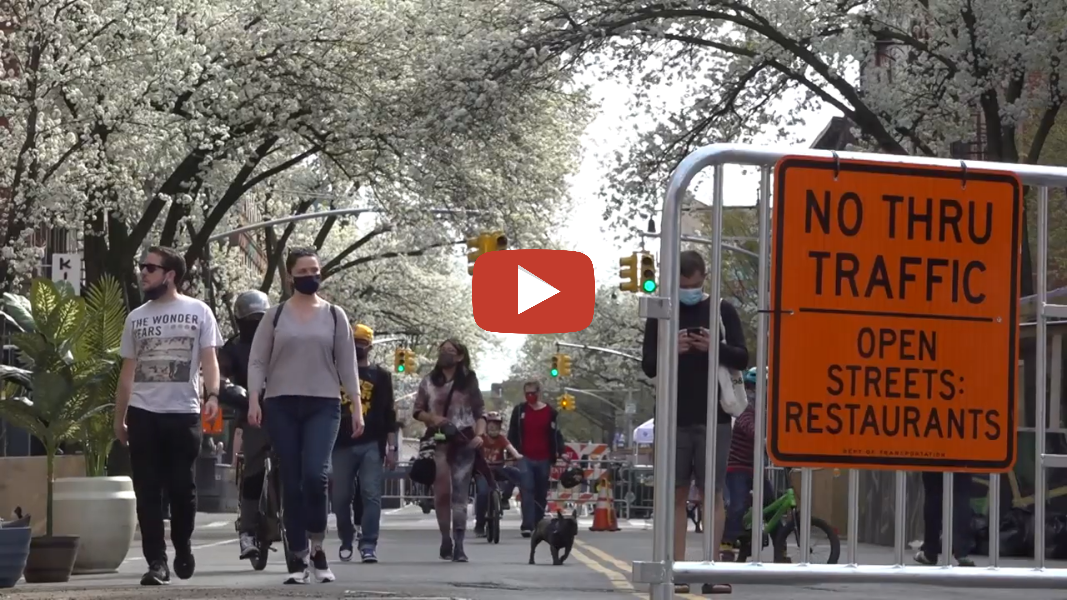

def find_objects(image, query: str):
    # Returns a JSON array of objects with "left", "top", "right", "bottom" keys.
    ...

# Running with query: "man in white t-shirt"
[{"left": 114, "top": 246, "right": 222, "bottom": 586}]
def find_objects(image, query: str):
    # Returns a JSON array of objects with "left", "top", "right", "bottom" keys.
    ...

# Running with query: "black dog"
[{"left": 529, "top": 510, "right": 578, "bottom": 565}]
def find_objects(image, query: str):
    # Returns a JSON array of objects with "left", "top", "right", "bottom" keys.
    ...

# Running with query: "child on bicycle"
[
  {"left": 723, "top": 367, "right": 775, "bottom": 548},
  {"left": 474, "top": 412, "right": 523, "bottom": 538}
]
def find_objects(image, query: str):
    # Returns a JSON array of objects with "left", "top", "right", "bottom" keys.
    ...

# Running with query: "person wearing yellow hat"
[{"left": 331, "top": 323, "right": 397, "bottom": 563}]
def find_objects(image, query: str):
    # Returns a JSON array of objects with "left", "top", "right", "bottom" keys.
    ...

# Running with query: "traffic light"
[
  {"left": 404, "top": 349, "right": 418, "bottom": 373},
  {"left": 466, "top": 231, "right": 509, "bottom": 275},
  {"left": 619, "top": 253, "right": 638, "bottom": 293},
  {"left": 394, "top": 348, "right": 409, "bottom": 373},
  {"left": 486, "top": 231, "right": 508, "bottom": 252},
  {"left": 558, "top": 354, "right": 572, "bottom": 377},
  {"left": 558, "top": 393, "right": 576, "bottom": 411},
  {"left": 466, "top": 236, "right": 485, "bottom": 276},
  {"left": 640, "top": 253, "right": 657, "bottom": 293},
  {"left": 550, "top": 354, "right": 560, "bottom": 378}
]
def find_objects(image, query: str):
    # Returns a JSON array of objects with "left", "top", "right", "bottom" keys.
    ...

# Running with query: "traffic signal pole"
[
  {"left": 561, "top": 387, "right": 639, "bottom": 447},
  {"left": 639, "top": 231, "right": 758, "bottom": 259},
  {"left": 554, "top": 341, "right": 640, "bottom": 363}
]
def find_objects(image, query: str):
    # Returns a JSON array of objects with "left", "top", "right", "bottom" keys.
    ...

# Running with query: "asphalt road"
[{"left": 6, "top": 505, "right": 1067, "bottom": 599}]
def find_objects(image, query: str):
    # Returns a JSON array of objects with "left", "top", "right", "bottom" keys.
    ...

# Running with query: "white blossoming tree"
[
  {"left": 0, "top": 0, "right": 587, "bottom": 307},
  {"left": 513, "top": 0, "right": 1067, "bottom": 296}
]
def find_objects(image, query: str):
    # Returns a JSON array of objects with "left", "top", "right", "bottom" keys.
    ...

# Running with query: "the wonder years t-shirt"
[{"left": 119, "top": 295, "right": 223, "bottom": 414}]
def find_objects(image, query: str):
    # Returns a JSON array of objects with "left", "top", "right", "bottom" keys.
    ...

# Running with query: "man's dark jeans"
[
  {"left": 520, "top": 458, "right": 552, "bottom": 531},
  {"left": 475, "top": 464, "right": 523, "bottom": 527},
  {"left": 264, "top": 396, "right": 341, "bottom": 555},
  {"left": 331, "top": 443, "right": 382, "bottom": 550},
  {"left": 921, "top": 471, "right": 973, "bottom": 559},
  {"left": 127, "top": 406, "right": 202, "bottom": 565}
]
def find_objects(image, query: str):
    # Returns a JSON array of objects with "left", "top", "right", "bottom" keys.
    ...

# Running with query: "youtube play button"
[{"left": 472, "top": 249, "right": 595, "bottom": 334}]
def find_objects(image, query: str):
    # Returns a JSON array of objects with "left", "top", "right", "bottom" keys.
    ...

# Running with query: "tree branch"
[{"left": 323, "top": 240, "right": 463, "bottom": 280}]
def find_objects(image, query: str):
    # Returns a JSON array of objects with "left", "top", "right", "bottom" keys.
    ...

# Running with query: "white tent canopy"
[{"left": 633, "top": 418, "right": 655, "bottom": 445}]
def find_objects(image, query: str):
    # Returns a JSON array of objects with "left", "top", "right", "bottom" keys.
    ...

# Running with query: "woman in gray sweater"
[{"left": 246, "top": 248, "right": 364, "bottom": 585}]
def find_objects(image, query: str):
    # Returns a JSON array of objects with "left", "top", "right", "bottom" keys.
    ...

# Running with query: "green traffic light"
[
  {"left": 642, "top": 280, "right": 657, "bottom": 293},
  {"left": 550, "top": 368, "right": 559, "bottom": 377},
  {"left": 398, "top": 365, "right": 405, "bottom": 372}
]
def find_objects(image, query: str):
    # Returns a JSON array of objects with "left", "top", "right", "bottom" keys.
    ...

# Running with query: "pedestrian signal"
[
  {"left": 558, "top": 354, "right": 572, "bottom": 377},
  {"left": 640, "top": 253, "right": 657, "bottom": 293},
  {"left": 619, "top": 253, "right": 638, "bottom": 293},
  {"left": 550, "top": 354, "right": 560, "bottom": 378}
]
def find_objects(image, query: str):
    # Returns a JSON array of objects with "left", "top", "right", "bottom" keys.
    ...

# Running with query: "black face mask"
[
  {"left": 436, "top": 354, "right": 457, "bottom": 369},
  {"left": 355, "top": 347, "right": 368, "bottom": 361},
  {"left": 292, "top": 274, "right": 321, "bottom": 295},
  {"left": 143, "top": 281, "right": 169, "bottom": 301},
  {"left": 237, "top": 318, "right": 261, "bottom": 343}
]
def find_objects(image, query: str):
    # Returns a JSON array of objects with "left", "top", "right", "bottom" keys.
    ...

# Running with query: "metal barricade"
[{"left": 631, "top": 143, "right": 1067, "bottom": 597}]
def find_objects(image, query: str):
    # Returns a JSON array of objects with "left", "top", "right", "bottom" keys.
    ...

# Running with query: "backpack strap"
[{"left": 272, "top": 300, "right": 286, "bottom": 328}]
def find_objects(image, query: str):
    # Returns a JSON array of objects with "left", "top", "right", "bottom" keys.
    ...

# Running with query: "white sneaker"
[
  {"left": 284, "top": 558, "right": 310, "bottom": 585},
  {"left": 310, "top": 547, "right": 335, "bottom": 583}
]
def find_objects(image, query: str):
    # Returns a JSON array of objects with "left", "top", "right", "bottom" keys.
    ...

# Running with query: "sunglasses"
[{"left": 139, "top": 263, "right": 165, "bottom": 274}]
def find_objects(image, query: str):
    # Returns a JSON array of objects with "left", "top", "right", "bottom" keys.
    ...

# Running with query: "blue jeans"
[
  {"left": 520, "top": 458, "right": 552, "bottom": 531},
  {"left": 331, "top": 443, "right": 383, "bottom": 549},
  {"left": 474, "top": 465, "right": 522, "bottom": 527},
  {"left": 724, "top": 470, "right": 775, "bottom": 543},
  {"left": 264, "top": 396, "right": 341, "bottom": 555}
]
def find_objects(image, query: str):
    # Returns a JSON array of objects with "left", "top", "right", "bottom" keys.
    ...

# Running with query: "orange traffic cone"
[{"left": 589, "top": 475, "right": 620, "bottom": 532}]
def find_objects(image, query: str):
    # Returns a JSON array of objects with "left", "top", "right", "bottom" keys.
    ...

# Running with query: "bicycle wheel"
[
  {"left": 251, "top": 539, "right": 270, "bottom": 571},
  {"left": 487, "top": 490, "right": 502, "bottom": 544},
  {"left": 772, "top": 516, "right": 841, "bottom": 564}
]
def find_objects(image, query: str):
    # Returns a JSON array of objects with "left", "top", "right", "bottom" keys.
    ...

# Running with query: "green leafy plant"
[{"left": 0, "top": 277, "right": 124, "bottom": 536}]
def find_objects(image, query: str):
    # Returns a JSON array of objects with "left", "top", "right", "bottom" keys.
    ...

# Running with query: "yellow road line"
[{"left": 574, "top": 539, "right": 703, "bottom": 600}]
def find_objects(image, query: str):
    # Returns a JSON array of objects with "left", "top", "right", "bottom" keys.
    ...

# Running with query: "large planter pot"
[
  {"left": 52, "top": 476, "right": 136, "bottom": 574},
  {"left": 22, "top": 536, "right": 79, "bottom": 583},
  {"left": 0, "top": 527, "right": 31, "bottom": 588}
]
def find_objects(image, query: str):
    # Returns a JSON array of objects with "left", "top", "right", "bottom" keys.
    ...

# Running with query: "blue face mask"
[{"left": 679, "top": 288, "right": 704, "bottom": 306}]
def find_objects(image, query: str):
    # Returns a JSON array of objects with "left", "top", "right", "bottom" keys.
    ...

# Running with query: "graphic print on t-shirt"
[{"left": 134, "top": 336, "right": 195, "bottom": 383}]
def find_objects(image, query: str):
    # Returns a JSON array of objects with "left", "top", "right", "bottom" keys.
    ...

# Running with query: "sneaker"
[
  {"left": 360, "top": 547, "right": 378, "bottom": 563},
  {"left": 474, "top": 524, "right": 486, "bottom": 538},
  {"left": 452, "top": 543, "right": 468, "bottom": 563},
  {"left": 339, "top": 544, "right": 354, "bottom": 562},
  {"left": 239, "top": 533, "right": 259, "bottom": 559},
  {"left": 502, "top": 499, "right": 511, "bottom": 510},
  {"left": 172, "top": 548, "right": 195, "bottom": 580},
  {"left": 311, "top": 547, "right": 335, "bottom": 583},
  {"left": 440, "top": 538, "right": 453, "bottom": 560},
  {"left": 284, "top": 556, "right": 310, "bottom": 585},
  {"left": 914, "top": 550, "right": 937, "bottom": 565},
  {"left": 956, "top": 556, "right": 976, "bottom": 567},
  {"left": 520, "top": 529, "right": 532, "bottom": 538},
  {"left": 140, "top": 560, "right": 170, "bottom": 586}
]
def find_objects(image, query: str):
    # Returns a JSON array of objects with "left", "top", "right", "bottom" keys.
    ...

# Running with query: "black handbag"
[{"left": 408, "top": 381, "right": 458, "bottom": 486}]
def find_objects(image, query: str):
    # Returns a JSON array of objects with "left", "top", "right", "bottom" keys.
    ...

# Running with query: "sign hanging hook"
[
  {"left": 831, "top": 151, "right": 841, "bottom": 181},
  {"left": 960, "top": 160, "right": 968, "bottom": 189}
]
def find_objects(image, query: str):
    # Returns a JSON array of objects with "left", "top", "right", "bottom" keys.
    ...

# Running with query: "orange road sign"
[{"left": 767, "top": 156, "right": 1022, "bottom": 472}]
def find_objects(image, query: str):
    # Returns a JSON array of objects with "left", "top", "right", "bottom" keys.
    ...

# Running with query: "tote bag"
[{"left": 717, "top": 300, "right": 749, "bottom": 417}]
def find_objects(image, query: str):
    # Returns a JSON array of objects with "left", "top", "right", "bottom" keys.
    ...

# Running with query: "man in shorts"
[{"left": 641, "top": 250, "right": 749, "bottom": 595}]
